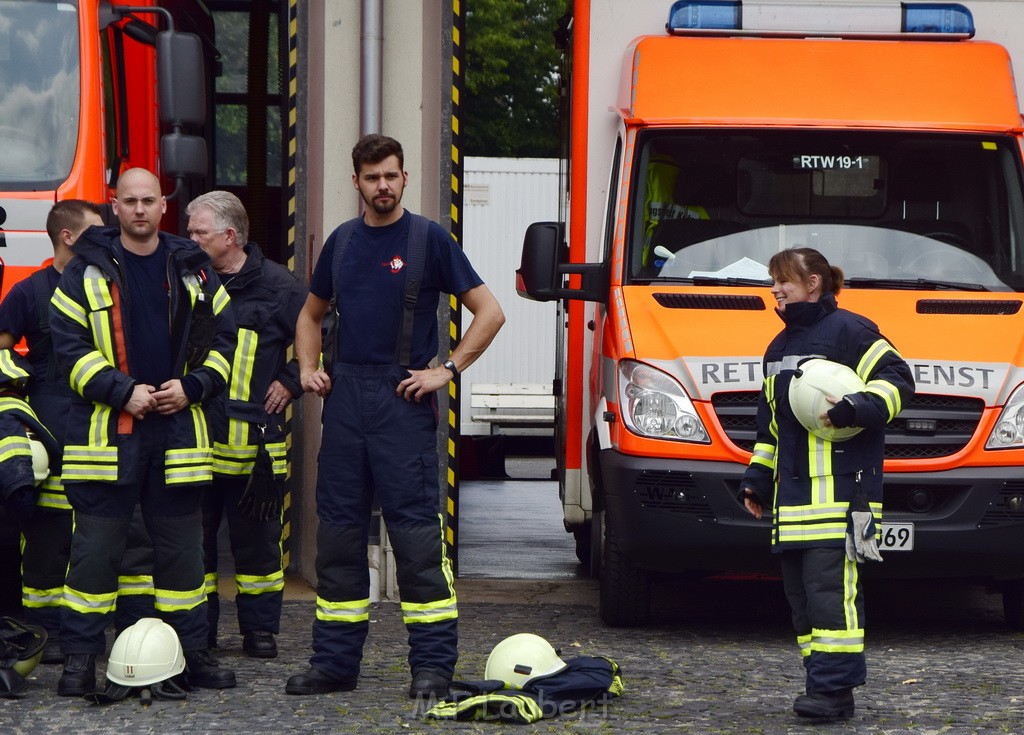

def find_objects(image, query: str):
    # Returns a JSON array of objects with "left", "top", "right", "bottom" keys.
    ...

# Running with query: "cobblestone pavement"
[{"left": 2, "top": 575, "right": 1022, "bottom": 735}]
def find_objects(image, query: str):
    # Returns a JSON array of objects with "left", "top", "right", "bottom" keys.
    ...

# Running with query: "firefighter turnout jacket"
[
  {"left": 0, "top": 350, "right": 60, "bottom": 502},
  {"left": 49, "top": 227, "right": 235, "bottom": 488},
  {"left": 207, "top": 243, "right": 307, "bottom": 478},
  {"left": 741, "top": 293, "right": 915, "bottom": 549},
  {"left": 425, "top": 656, "right": 624, "bottom": 724}
]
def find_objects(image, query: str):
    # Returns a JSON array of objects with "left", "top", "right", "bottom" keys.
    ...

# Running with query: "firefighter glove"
[
  {"left": 238, "top": 443, "right": 282, "bottom": 522},
  {"left": 826, "top": 396, "right": 856, "bottom": 429},
  {"left": 845, "top": 491, "right": 882, "bottom": 563}
]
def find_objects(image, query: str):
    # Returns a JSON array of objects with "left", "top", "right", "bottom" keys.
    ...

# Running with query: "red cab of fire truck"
[
  {"left": 0, "top": 0, "right": 215, "bottom": 301},
  {"left": 518, "top": 0, "right": 1024, "bottom": 627}
]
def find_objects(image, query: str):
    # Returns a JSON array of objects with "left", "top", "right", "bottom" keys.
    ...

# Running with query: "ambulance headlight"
[
  {"left": 618, "top": 360, "right": 709, "bottom": 443},
  {"left": 986, "top": 384, "right": 1024, "bottom": 449}
]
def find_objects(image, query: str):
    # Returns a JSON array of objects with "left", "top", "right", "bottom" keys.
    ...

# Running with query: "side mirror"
[
  {"left": 161, "top": 133, "right": 208, "bottom": 179},
  {"left": 517, "top": 222, "right": 565, "bottom": 301},
  {"left": 517, "top": 221, "right": 609, "bottom": 304},
  {"left": 157, "top": 31, "right": 206, "bottom": 128}
]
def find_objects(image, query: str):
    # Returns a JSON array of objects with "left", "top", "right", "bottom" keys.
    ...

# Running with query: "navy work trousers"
[
  {"left": 309, "top": 364, "right": 457, "bottom": 682},
  {"left": 60, "top": 415, "right": 208, "bottom": 653}
]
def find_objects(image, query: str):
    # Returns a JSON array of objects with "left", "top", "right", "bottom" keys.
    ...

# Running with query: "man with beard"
[{"left": 286, "top": 134, "right": 504, "bottom": 699}]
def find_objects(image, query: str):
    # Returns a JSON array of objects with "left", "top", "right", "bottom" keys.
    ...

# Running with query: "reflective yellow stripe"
[
  {"left": 843, "top": 554, "right": 860, "bottom": 630},
  {"left": 203, "top": 350, "right": 231, "bottom": 383},
  {"left": 83, "top": 270, "right": 115, "bottom": 310},
  {"left": 0, "top": 434, "right": 31, "bottom": 462},
  {"left": 0, "top": 350, "right": 29, "bottom": 382},
  {"left": 70, "top": 351, "right": 111, "bottom": 393},
  {"left": 51, "top": 287, "right": 87, "bottom": 327},
  {"left": 856, "top": 339, "right": 898, "bottom": 382},
  {"left": 810, "top": 627, "right": 864, "bottom": 654},
  {"left": 118, "top": 575, "right": 155, "bottom": 596},
  {"left": 401, "top": 594, "right": 459, "bottom": 624},
  {"left": 62, "top": 444, "right": 118, "bottom": 482},
  {"left": 797, "top": 632, "right": 812, "bottom": 657},
  {"left": 153, "top": 584, "right": 206, "bottom": 612},
  {"left": 204, "top": 572, "right": 219, "bottom": 596},
  {"left": 212, "top": 285, "right": 230, "bottom": 315},
  {"left": 213, "top": 441, "right": 287, "bottom": 475},
  {"left": 62, "top": 586, "right": 117, "bottom": 615},
  {"left": 37, "top": 474, "right": 71, "bottom": 510},
  {"left": 865, "top": 379, "right": 902, "bottom": 421},
  {"left": 749, "top": 441, "right": 775, "bottom": 470},
  {"left": 236, "top": 570, "right": 285, "bottom": 595},
  {"left": 316, "top": 596, "right": 370, "bottom": 623},
  {"left": 22, "top": 585, "right": 63, "bottom": 608}
]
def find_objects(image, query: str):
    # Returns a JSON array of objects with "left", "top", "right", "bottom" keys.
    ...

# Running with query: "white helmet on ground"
[
  {"left": 788, "top": 359, "right": 866, "bottom": 442},
  {"left": 484, "top": 633, "right": 567, "bottom": 687},
  {"left": 105, "top": 618, "right": 185, "bottom": 687}
]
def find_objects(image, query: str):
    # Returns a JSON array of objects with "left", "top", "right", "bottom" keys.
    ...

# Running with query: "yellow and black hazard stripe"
[
  {"left": 282, "top": 0, "right": 300, "bottom": 570},
  {"left": 445, "top": 0, "right": 466, "bottom": 575}
]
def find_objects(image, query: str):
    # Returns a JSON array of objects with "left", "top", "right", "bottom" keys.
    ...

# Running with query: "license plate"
[{"left": 880, "top": 523, "right": 914, "bottom": 551}]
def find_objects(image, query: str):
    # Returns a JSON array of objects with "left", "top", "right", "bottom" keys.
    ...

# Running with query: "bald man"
[{"left": 48, "top": 169, "right": 238, "bottom": 697}]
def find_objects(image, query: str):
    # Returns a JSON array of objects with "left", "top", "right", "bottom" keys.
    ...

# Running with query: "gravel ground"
[{"left": 3, "top": 575, "right": 1022, "bottom": 735}]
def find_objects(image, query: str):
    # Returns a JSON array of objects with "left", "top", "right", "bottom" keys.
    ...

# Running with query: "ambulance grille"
[
  {"left": 634, "top": 471, "right": 716, "bottom": 520},
  {"left": 653, "top": 293, "right": 766, "bottom": 310},
  {"left": 711, "top": 392, "right": 983, "bottom": 459},
  {"left": 916, "top": 299, "right": 1021, "bottom": 315}
]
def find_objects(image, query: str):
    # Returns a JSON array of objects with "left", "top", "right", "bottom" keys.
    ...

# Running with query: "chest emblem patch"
[{"left": 384, "top": 256, "right": 405, "bottom": 273}]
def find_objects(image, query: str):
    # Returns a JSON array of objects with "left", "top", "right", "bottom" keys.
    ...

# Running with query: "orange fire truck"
[
  {"left": 519, "top": 0, "right": 1024, "bottom": 627},
  {"left": 0, "top": 0, "right": 215, "bottom": 300}
]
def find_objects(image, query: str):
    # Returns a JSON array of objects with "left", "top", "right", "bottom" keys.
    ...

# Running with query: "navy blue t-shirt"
[
  {"left": 309, "top": 210, "right": 483, "bottom": 367},
  {"left": 121, "top": 242, "right": 173, "bottom": 388},
  {"left": 0, "top": 265, "right": 59, "bottom": 378}
]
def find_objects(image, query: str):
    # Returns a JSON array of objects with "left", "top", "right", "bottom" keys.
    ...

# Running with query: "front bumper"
[{"left": 599, "top": 449, "right": 1024, "bottom": 582}]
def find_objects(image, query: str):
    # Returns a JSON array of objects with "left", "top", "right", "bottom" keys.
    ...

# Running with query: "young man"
[
  {"left": 287, "top": 134, "right": 505, "bottom": 699},
  {"left": 187, "top": 190, "right": 307, "bottom": 658},
  {"left": 49, "top": 168, "right": 237, "bottom": 696},
  {"left": 0, "top": 201, "right": 103, "bottom": 663}
]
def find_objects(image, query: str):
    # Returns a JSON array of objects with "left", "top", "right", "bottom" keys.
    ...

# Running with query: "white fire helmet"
[
  {"left": 787, "top": 359, "right": 866, "bottom": 442},
  {"left": 105, "top": 618, "right": 185, "bottom": 687},
  {"left": 26, "top": 431, "right": 49, "bottom": 485},
  {"left": 484, "top": 633, "right": 568, "bottom": 687}
]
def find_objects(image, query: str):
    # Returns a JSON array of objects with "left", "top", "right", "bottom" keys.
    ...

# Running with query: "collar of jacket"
[
  {"left": 776, "top": 292, "right": 838, "bottom": 328},
  {"left": 225, "top": 242, "right": 266, "bottom": 290},
  {"left": 71, "top": 226, "right": 211, "bottom": 278}
]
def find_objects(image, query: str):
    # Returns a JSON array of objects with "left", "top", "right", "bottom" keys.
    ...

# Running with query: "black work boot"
[
  {"left": 57, "top": 654, "right": 96, "bottom": 696},
  {"left": 409, "top": 668, "right": 451, "bottom": 699},
  {"left": 242, "top": 630, "right": 278, "bottom": 658},
  {"left": 285, "top": 667, "right": 357, "bottom": 695},
  {"left": 184, "top": 649, "right": 237, "bottom": 689},
  {"left": 793, "top": 688, "right": 855, "bottom": 720}
]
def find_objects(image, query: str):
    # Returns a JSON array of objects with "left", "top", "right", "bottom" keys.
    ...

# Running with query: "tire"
[
  {"left": 1002, "top": 580, "right": 1024, "bottom": 630},
  {"left": 599, "top": 516, "right": 652, "bottom": 627}
]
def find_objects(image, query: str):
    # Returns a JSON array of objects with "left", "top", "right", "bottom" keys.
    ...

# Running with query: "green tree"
[{"left": 464, "top": 0, "right": 567, "bottom": 157}]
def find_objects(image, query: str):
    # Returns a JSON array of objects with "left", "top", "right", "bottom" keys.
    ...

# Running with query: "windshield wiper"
[
  {"left": 846, "top": 277, "right": 988, "bottom": 292},
  {"left": 689, "top": 276, "right": 772, "bottom": 287}
]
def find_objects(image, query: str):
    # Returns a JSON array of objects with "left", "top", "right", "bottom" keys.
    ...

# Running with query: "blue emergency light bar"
[{"left": 666, "top": 0, "right": 975, "bottom": 38}]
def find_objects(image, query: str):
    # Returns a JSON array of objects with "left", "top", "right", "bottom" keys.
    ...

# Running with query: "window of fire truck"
[
  {"left": 0, "top": 0, "right": 80, "bottom": 189},
  {"left": 628, "top": 131, "right": 1024, "bottom": 293}
]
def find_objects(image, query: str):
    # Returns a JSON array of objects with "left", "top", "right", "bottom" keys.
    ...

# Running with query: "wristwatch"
[{"left": 442, "top": 359, "right": 459, "bottom": 380}]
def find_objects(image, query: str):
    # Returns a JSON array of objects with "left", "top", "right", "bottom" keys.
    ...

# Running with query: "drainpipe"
[
  {"left": 360, "top": 0, "right": 396, "bottom": 603},
  {"left": 361, "top": 0, "right": 383, "bottom": 135}
]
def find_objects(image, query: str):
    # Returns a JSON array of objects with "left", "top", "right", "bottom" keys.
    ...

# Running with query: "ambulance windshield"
[
  {"left": 0, "top": 0, "right": 80, "bottom": 190},
  {"left": 630, "top": 131, "right": 1024, "bottom": 292}
]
